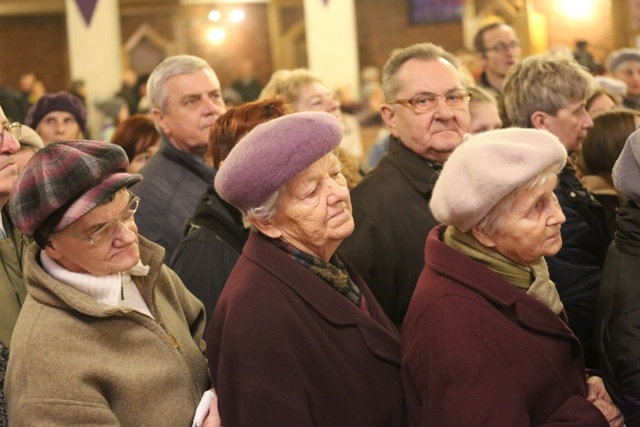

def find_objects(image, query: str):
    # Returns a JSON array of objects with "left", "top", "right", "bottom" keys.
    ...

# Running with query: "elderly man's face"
[
  {"left": 153, "top": 69, "right": 226, "bottom": 157},
  {"left": 260, "top": 153, "right": 353, "bottom": 262},
  {"left": 475, "top": 176, "right": 565, "bottom": 266},
  {"left": 0, "top": 107, "right": 20, "bottom": 204},
  {"left": 36, "top": 111, "right": 82, "bottom": 146},
  {"left": 381, "top": 58, "right": 470, "bottom": 163},
  {"left": 613, "top": 60, "right": 640, "bottom": 97},
  {"left": 46, "top": 189, "right": 141, "bottom": 276}
]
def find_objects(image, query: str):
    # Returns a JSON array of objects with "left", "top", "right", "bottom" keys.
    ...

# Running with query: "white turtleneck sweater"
[{"left": 40, "top": 251, "right": 153, "bottom": 318}]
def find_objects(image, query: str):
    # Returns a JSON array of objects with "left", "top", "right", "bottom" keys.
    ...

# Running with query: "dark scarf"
[{"left": 268, "top": 236, "right": 368, "bottom": 312}]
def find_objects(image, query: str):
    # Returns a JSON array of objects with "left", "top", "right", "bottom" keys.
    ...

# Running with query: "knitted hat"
[
  {"left": 215, "top": 111, "right": 342, "bottom": 211},
  {"left": 613, "top": 128, "right": 640, "bottom": 204},
  {"left": 17, "top": 125, "right": 44, "bottom": 150},
  {"left": 9, "top": 140, "right": 142, "bottom": 239},
  {"left": 25, "top": 91, "right": 87, "bottom": 135},
  {"left": 430, "top": 128, "right": 567, "bottom": 232},
  {"left": 607, "top": 48, "right": 640, "bottom": 74}
]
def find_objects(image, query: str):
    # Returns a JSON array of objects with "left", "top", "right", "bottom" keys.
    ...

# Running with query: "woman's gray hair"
[
  {"left": 475, "top": 167, "right": 559, "bottom": 236},
  {"left": 147, "top": 55, "right": 214, "bottom": 112},
  {"left": 242, "top": 188, "right": 283, "bottom": 229}
]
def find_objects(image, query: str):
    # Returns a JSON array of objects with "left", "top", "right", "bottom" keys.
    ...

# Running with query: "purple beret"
[
  {"left": 430, "top": 128, "right": 567, "bottom": 232},
  {"left": 215, "top": 111, "right": 342, "bottom": 211},
  {"left": 9, "top": 140, "right": 142, "bottom": 238},
  {"left": 25, "top": 91, "right": 87, "bottom": 136}
]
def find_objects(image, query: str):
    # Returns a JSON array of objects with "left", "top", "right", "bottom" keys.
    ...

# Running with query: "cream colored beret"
[{"left": 430, "top": 128, "right": 567, "bottom": 232}]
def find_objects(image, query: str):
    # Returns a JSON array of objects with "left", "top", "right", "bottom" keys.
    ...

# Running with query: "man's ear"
[
  {"left": 380, "top": 103, "right": 398, "bottom": 136},
  {"left": 151, "top": 107, "right": 170, "bottom": 136},
  {"left": 249, "top": 218, "right": 282, "bottom": 239},
  {"left": 471, "top": 225, "right": 497, "bottom": 248},
  {"left": 530, "top": 111, "right": 548, "bottom": 130}
]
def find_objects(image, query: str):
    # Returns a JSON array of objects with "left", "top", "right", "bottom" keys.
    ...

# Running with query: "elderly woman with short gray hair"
[
  {"left": 402, "top": 128, "right": 623, "bottom": 426},
  {"left": 206, "top": 111, "right": 405, "bottom": 426}
]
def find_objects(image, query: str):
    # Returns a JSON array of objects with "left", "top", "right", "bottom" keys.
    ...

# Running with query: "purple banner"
[
  {"left": 322, "top": 0, "right": 329, "bottom": 5},
  {"left": 75, "top": 0, "right": 99, "bottom": 27}
]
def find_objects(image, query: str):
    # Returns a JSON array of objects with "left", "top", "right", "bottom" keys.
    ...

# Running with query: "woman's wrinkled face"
[
  {"left": 476, "top": 176, "right": 566, "bottom": 266},
  {"left": 268, "top": 153, "right": 353, "bottom": 262},
  {"left": 46, "top": 189, "right": 141, "bottom": 276}
]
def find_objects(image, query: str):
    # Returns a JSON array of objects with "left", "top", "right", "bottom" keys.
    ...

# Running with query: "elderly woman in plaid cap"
[{"left": 4, "top": 140, "right": 220, "bottom": 427}]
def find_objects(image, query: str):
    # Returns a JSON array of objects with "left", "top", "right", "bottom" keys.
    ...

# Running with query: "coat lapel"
[
  {"left": 243, "top": 232, "right": 401, "bottom": 365},
  {"left": 428, "top": 226, "right": 581, "bottom": 346}
]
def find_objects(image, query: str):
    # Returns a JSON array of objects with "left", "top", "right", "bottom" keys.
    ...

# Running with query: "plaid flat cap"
[{"left": 9, "top": 140, "right": 142, "bottom": 239}]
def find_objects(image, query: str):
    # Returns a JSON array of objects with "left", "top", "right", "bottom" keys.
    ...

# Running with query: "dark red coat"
[
  {"left": 207, "top": 231, "right": 406, "bottom": 427},
  {"left": 402, "top": 226, "right": 608, "bottom": 427}
]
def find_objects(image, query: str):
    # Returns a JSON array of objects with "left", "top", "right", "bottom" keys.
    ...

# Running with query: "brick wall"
[{"left": 0, "top": 1, "right": 618, "bottom": 96}]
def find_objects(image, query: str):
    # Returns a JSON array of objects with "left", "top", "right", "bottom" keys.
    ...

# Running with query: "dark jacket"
[
  {"left": 597, "top": 201, "right": 640, "bottom": 425},
  {"left": 207, "top": 231, "right": 406, "bottom": 427},
  {"left": 546, "top": 166, "right": 610, "bottom": 369},
  {"left": 170, "top": 184, "right": 248, "bottom": 321},
  {"left": 339, "top": 136, "right": 440, "bottom": 328},
  {"left": 132, "top": 136, "right": 215, "bottom": 261},
  {"left": 402, "top": 226, "right": 608, "bottom": 427}
]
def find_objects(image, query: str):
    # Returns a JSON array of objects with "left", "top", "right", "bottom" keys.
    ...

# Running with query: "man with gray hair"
[
  {"left": 502, "top": 52, "right": 609, "bottom": 370},
  {"left": 132, "top": 55, "right": 226, "bottom": 260},
  {"left": 339, "top": 43, "right": 470, "bottom": 328}
]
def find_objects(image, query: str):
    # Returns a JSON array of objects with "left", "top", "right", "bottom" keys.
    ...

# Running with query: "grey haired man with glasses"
[{"left": 339, "top": 42, "right": 470, "bottom": 329}]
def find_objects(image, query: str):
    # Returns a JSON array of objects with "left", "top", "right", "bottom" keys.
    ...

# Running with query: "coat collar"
[
  {"left": 426, "top": 225, "right": 579, "bottom": 344},
  {"left": 383, "top": 136, "right": 441, "bottom": 198},
  {"left": 158, "top": 134, "right": 215, "bottom": 184},
  {"left": 24, "top": 236, "right": 164, "bottom": 318},
  {"left": 242, "top": 232, "right": 401, "bottom": 364}
]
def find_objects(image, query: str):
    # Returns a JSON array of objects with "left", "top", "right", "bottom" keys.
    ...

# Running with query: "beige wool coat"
[{"left": 5, "top": 236, "right": 209, "bottom": 427}]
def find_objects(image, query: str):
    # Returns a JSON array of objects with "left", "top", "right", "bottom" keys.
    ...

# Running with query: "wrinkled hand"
[
  {"left": 202, "top": 390, "right": 222, "bottom": 427},
  {"left": 591, "top": 398, "right": 624, "bottom": 427},
  {"left": 587, "top": 376, "right": 613, "bottom": 403}
]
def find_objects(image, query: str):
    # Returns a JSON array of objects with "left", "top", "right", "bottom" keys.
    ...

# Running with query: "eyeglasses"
[
  {"left": 57, "top": 191, "right": 140, "bottom": 245},
  {"left": 485, "top": 41, "right": 521, "bottom": 53},
  {"left": 390, "top": 89, "right": 471, "bottom": 113},
  {"left": 1, "top": 122, "right": 21, "bottom": 146}
]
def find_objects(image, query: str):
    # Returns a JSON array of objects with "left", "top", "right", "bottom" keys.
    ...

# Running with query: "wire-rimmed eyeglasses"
[
  {"left": 1, "top": 122, "right": 21, "bottom": 146},
  {"left": 56, "top": 191, "right": 140, "bottom": 245}
]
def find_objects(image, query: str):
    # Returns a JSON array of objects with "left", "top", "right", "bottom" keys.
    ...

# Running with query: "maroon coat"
[
  {"left": 402, "top": 226, "right": 608, "bottom": 427},
  {"left": 207, "top": 231, "right": 406, "bottom": 427}
]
